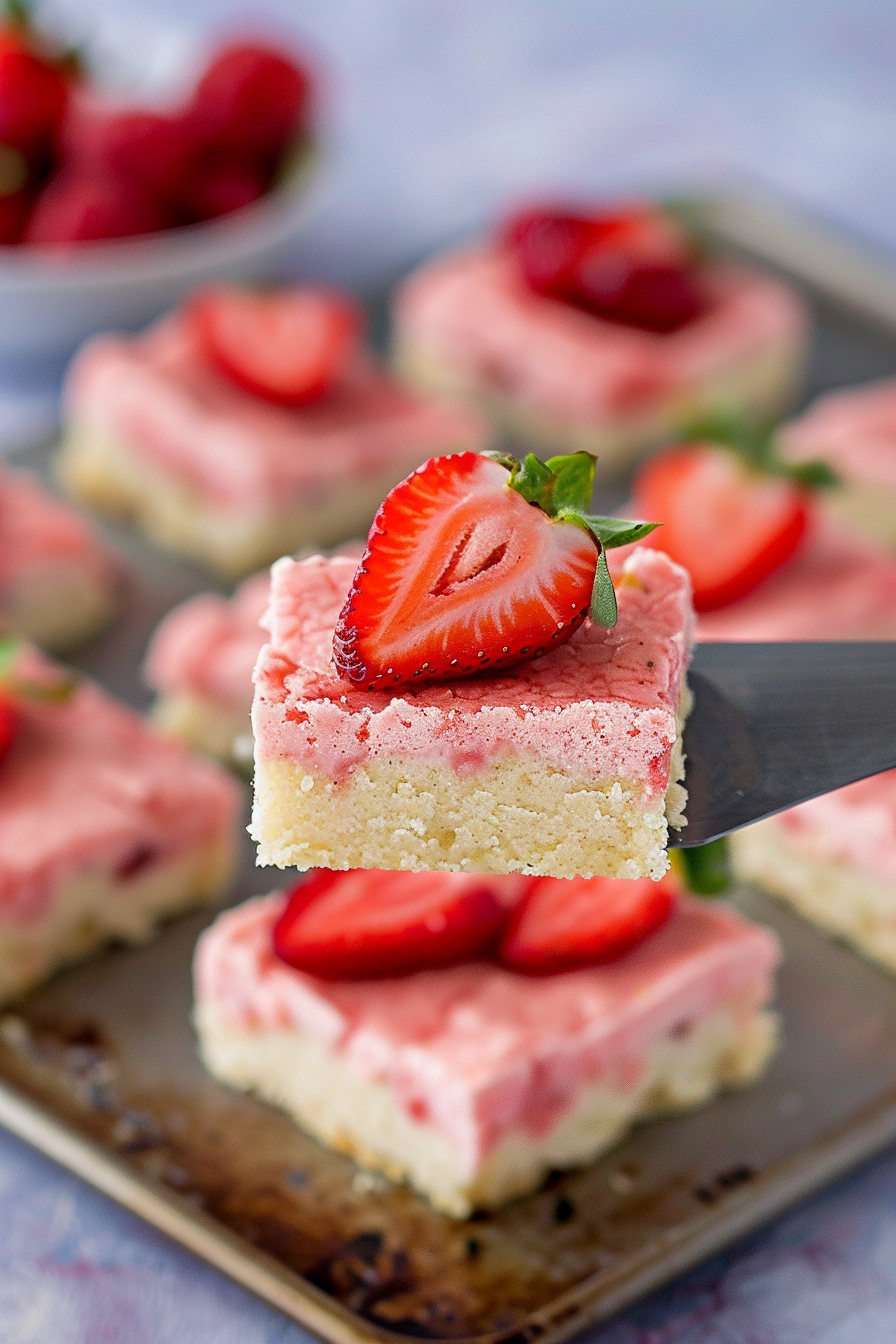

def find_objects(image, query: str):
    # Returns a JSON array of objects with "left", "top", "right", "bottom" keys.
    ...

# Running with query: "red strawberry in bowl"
[
  {"left": 273, "top": 869, "right": 514, "bottom": 979},
  {"left": 505, "top": 202, "right": 705, "bottom": 333},
  {"left": 333, "top": 449, "right": 658, "bottom": 690},
  {"left": 180, "top": 153, "right": 267, "bottom": 223},
  {"left": 185, "top": 40, "right": 312, "bottom": 164},
  {"left": 500, "top": 871, "right": 679, "bottom": 974},
  {"left": 60, "top": 98, "right": 194, "bottom": 204},
  {"left": 190, "top": 284, "right": 361, "bottom": 406},
  {"left": 631, "top": 421, "right": 837, "bottom": 611},
  {"left": 0, "top": 34, "right": 69, "bottom": 164},
  {"left": 25, "top": 170, "right": 171, "bottom": 244}
]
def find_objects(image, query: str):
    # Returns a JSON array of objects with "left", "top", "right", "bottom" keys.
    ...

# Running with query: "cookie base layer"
[
  {"left": 3, "top": 560, "right": 118, "bottom": 652},
  {"left": 395, "top": 338, "right": 802, "bottom": 476},
  {"left": 252, "top": 752, "right": 682, "bottom": 882},
  {"left": 57, "top": 420, "right": 427, "bottom": 579},
  {"left": 0, "top": 836, "right": 234, "bottom": 1005},
  {"left": 153, "top": 690, "right": 252, "bottom": 771},
  {"left": 733, "top": 821, "right": 896, "bottom": 973},
  {"left": 195, "top": 993, "right": 776, "bottom": 1217}
]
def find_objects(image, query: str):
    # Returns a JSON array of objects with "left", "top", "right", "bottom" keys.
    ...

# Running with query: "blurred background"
[{"left": 40, "top": 0, "right": 896, "bottom": 289}]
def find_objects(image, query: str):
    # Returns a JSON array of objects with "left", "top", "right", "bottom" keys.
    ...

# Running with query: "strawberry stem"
[
  {"left": 591, "top": 549, "right": 617, "bottom": 625},
  {"left": 0, "top": 637, "right": 20, "bottom": 678},
  {"left": 485, "top": 450, "right": 660, "bottom": 627},
  {"left": 681, "top": 410, "right": 839, "bottom": 490}
]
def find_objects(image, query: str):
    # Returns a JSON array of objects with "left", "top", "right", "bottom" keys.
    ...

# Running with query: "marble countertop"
[{"left": 6, "top": 1, "right": 896, "bottom": 1339}]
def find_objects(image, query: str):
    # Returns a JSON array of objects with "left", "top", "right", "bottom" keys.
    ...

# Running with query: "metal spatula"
[{"left": 670, "top": 642, "right": 896, "bottom": 847}]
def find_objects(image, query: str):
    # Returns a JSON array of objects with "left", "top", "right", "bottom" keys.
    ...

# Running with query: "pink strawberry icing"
[
  {"left": 773, "top": 770, "right": 896, "bottom": 888},
  {"left": 195, "top": 888, "right": 779, "bottom": 1166},
  {"left": 0, "top": 463, "right": 118, "bottom": 593},
  {"left": 64, "top": 312, "right": 488, "bottom": 510},
  {"left": 781, "top": 378, "right": 896, "bottom": 490},
  {"left": 395, "top": 246, "right": 806, "bottom": 424},
  {"left": 145, "top": 572, "right": 270, "bottom": 714},
  {"left": 252, "top": 546, "right": 694, "bottom": 790},
  {"left": 0, "top": 650, "right": 240, "bottom": 924},
  {"left": 695, "top": 515, "right": 896, "bottom": 641}
]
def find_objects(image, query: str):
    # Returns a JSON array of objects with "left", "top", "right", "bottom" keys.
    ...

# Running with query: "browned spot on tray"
[{"left": 0, "top": 1009, "right": 726, "bottom": 1340}]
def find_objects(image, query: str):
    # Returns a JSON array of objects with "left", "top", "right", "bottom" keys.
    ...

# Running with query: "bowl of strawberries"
[{"left": 0, "top": 4, "right": 325, "bottom": 389}]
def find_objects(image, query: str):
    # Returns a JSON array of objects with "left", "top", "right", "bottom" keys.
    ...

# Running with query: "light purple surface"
[{"left": 7, "top": 1, "right": 896, "bottom": 1339}]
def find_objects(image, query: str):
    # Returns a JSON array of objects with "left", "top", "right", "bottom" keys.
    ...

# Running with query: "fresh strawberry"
[
  {"left": 61, "top": 101, "right": 194, "bottom": 203},
  {"left": 272, "top": 868, "right": 509, "bottom": 979},
  {"left": 333, "top": 450, "right": 658, "bottom": 689},
  {"left": 0, "top": 690, "right": 19, "bottom": 763},
  {"left": 505, "top": 203, "right": 704, "bottom": 333},
  {"left": 189, "top": 284, "right": 360, "bottom": 405},
  {"left": 181, "top": 152, "right": 267, "bottom": 222},
  {"left": 0, "top": 180, "right": 28, "bottom": 241},
  {"left": 0, "top": 46, "right": 67, "bottom": 159},
  {"left": 24, "top": 170, "right": 171, "bottom": 243},
  {"left": 185, "top": 40, "right": 311, "bottom": 162},
  {"left": 632, "top": 441, "right": 814, "bottom": 611},
  {"left": 500, "top": 872, "right": 678, "bottom": 974}
]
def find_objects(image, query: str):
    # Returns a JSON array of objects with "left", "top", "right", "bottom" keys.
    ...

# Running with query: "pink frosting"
[
  {"left": 695, "top": 515, "right": 896, "bottom": 641},
  {"left": 0, "top": 650, "right": 240, "bottom": 924},
  {"left": 394, "top": 246, "right": 806, "bottom": 423},
  {"left": 63, "top": 313, "right": 488, "bottom": 509},
  {"left": 144, "top": 572, "right": 270, "bottom": 714},
  {"left": 0, "top": 463, "right": 118, "bottom": 591},
  {"left": 775, "top": 769, "right": 896, "bottom": 888},
  {"left": 781, "top": 378, "right": 896, "bottom": 490},
  {"left": 195, "top": 889, "right": 779, "bottom": 1167},
  {"left": 252, "top": 547, "right": 694, "bottom": 789}
]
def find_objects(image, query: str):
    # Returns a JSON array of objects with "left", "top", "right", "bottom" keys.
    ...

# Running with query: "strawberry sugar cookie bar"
[
  {"left": 251, "top": 452, "right": 693, "bottom": 880},
  {"left": 0, "top": 641, "right": 240, "bottom": 1003},
  {"left": 58, "top": 285, "right": 487, "bottom": 578},
  {"left": 195, "top": 871, "right": 779, "bottom": 1215},
  {"left": 0, "top": 461, "right": 119, "bottom": 651},
  {"left": 779, "top": 377, "right": 896, "bottom": 550},
  {"left": 144, "top": 571, "right": 270, "bottom": 768},
  {"left": 732, "top": 772, "right": 896, "bottom": 975},
  {"left": 394, "top": 202, "right": 807, "bottom": 474}
]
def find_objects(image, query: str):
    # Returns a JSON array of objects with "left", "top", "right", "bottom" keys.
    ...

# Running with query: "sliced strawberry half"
[
  {"left": 500, "top": 872, "right": 678, "bottom": 974},
  {"left": 632, "top": 441, "right": 812, "bottom": 611},
  {"left": 190, "top": 284, "right": 361, "bottom": 406},
  {"left": 333, "top": 451, "right": 658, "bottom": 689},
  {"left": 272, "top": 869, "right": 510, "bottom": 979}
]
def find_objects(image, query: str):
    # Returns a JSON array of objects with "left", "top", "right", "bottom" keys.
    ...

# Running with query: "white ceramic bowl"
[{"left": 0, "top": 154, "right": 326, "bottom": 388}]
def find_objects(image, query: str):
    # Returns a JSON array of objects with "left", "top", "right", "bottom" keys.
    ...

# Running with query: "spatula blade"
[{"left": 670, "top": 642, "right": 896, "bottom": 847}]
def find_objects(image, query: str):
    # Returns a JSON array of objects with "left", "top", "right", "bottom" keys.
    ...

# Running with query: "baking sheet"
[{"left": 3, "top": 191, "right": 896, "bottom": 1343}]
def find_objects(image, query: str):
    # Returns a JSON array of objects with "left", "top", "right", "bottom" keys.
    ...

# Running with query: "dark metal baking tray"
[{"left": 3, "top": 189, "right": 896, "bottom": 1344}]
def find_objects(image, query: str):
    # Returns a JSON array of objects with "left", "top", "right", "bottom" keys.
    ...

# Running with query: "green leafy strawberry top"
[
  {"left": 486, "top": 450, "right": 659, "bottom": 627},
  {"left": 682, "top": 410, "right": 839, "bottom": 490}
]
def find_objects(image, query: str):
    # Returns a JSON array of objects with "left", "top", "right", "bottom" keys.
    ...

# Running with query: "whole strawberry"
[
  {"left": 333, "top": 450, "right": 657, "bottom": 690},
  {"left": 505, "top": 202, "right": 705, "bottom": 333},
  {"left": 25, "top": 170, "right": 170, "bottom": 243},
  {"left": 185, "top": 40, "right": 312, "bottom": 164}
]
